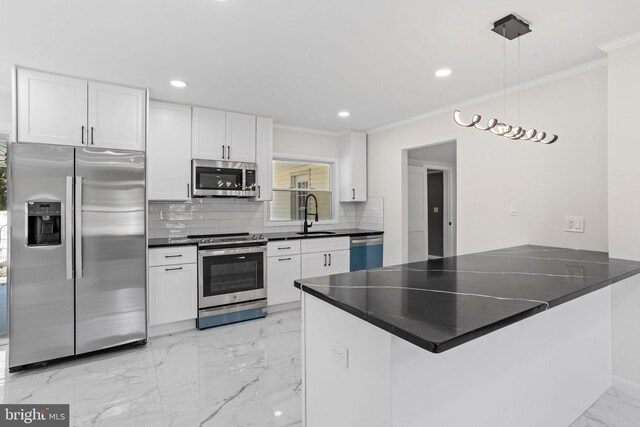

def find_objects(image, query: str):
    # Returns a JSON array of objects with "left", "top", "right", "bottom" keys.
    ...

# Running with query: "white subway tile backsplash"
[{"left": 148, "top": 196, "right": 383, "bottom": 238}]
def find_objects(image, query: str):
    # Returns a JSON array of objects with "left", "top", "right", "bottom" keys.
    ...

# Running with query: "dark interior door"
[{"left": 428, "top": 171, "right": 444, "bottom": 257}]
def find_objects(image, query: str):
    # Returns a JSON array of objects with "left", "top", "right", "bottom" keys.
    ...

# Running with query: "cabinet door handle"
[
  {"left": 352, "top": 189, "right": 355, "bottom": 200},
  {"left": 165, "top": 267, "right": 183, "bottom": 271},
  {"left": 258, "top": 185, "right": 261, "bottom": 198},
  {"left": 278, "top": 246, "right": 291, "bottom": 250},
  {"left": 278, "top": 257, "right": 292, "bottom": 261},
  {"left": 324, "top": 254, "right": 327, "bottom": 267},
  {"left": 227, "top": 145, "right": 231, "bottom": 159},
  {"left": 81, "top": 125, "right": 85, "bottom": 144},
  {"left": 187, "top": 183, "right": 190, "bottom": 198},
  {"left": 90, "top": 127, "right": 95, "bottom": 145},
  {"left": 164, "top": 254, "right": 183, "bottom": 258},
  {"left": 222, "top": 145, "right": 225, "bottom": 159},
  {"left": 328, "top": 253, "right": 332, "bottom": 266}
]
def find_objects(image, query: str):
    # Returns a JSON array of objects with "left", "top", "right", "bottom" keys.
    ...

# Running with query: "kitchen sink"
[{"left": 295, "top": 231, "right": 336, "bottom": 235}]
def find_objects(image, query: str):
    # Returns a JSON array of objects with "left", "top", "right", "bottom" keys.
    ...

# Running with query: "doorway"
[
  {"left": 427, "top": 170, "right": 444, "bottom": 257},
  {"left": 407, "top": 142, "right": 456, "bottom": 262}
]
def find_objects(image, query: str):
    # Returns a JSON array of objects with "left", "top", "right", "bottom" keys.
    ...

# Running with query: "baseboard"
[
  {"left": 612, "top": 375, "right": 640, "bottom": 397},
  {"left": 267, "top": 300, "right": 301, "bottom": 313},
  {"left": 149, "top": 319, "right": 196, "bottom": 337}
]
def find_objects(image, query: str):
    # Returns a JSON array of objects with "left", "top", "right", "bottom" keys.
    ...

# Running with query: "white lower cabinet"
[
  {"left": 267, "top": 254, "right": 301, "bottom": 306},
  {"left": 301, "top": 250, "right": 350, "bottom": 278},
  {"left": 149, "top": 247, "right": 198, "bottom": 326},
  {"left": 265, "top": 236, "right": 350, "bottom": 306},
  {"left": 300, "top": 236, "right": 351, "bottom": 278}
]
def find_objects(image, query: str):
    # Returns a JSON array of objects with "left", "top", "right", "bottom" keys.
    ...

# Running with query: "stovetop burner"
[{"left": 187, "top": 232, "right": 266, "bottom": 247}]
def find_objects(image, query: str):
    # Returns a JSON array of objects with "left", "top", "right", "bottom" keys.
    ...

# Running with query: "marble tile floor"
[
  {"left": 0, "top": 307, "right": 638, "bottom": 426},
  {"left": 571, "top": 387, "right": 640, "bottom": 427},
  {"left": 0, "top": 309, "right": 303, "bottom": 427}
]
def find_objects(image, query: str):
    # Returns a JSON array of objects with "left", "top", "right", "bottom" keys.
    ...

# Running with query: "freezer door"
[
  {"left": 75, "top": 148, "right": 146, "bottom": 354},
  {"left": 8, "top": 143, "right": 75, "bottom": 368}
]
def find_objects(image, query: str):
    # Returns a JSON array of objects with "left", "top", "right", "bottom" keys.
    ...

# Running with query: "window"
[{"left": 268, "top": 158, "right": 336, "bottom": 224}]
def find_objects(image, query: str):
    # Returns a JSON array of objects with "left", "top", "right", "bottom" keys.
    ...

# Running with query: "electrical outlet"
[
  {"left": 510, "top": 202, "right": 520, "bottom": 216},
  {"left": 565, "top": 216, "right": 585, "bottom": 233},
  {"left": 329, "top": 340, "right": 348, "bottom": 368}
]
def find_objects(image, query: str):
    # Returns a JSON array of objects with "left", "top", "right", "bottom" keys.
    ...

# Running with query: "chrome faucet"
[{"left": 303, "top": 194, "right": 318, "bottom": 233}]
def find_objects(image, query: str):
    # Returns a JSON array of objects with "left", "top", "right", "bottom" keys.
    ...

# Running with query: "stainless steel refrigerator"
[{"left": 8, "top": 143, "right": 147, "bottom": 371}]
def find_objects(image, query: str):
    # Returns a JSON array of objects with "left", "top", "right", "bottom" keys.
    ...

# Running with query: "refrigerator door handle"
[
  {"left": 75, "top": 176, "right": 83, "bottom": 279},
  {"left": 65, "top": 176, "right": 74, "bottom": 280}
]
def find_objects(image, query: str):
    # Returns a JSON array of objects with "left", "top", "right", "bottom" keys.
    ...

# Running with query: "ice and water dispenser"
[{"left": 26, "top": 201, "right": 62, "bottom": 246}]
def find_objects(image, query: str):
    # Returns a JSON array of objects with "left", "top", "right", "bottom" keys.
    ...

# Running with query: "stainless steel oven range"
[{"left": 191, "top": 233, "right": 267, "bottom": 329}]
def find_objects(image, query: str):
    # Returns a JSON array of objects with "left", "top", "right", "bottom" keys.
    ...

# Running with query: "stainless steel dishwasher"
[{"left": 350, "top": 235, "right": 384, "bottom": 271}]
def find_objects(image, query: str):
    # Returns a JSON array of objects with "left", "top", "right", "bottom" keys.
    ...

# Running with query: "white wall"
[
  {"left": 607, "top": 41, "right": 640, "bottom": 386},
  {"left": 368, "top": 67, "right": 608, "bottom": 265},
  {"left": 0, "top": 91, "right": 11, "bottom": 134},
  {"left": 607, "top": 42, "right": 640, "bottom": 262}
]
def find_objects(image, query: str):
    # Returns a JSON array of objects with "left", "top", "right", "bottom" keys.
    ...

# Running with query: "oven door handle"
[{"left": 198, "top": 245, "right": 267, "bottom": 257}]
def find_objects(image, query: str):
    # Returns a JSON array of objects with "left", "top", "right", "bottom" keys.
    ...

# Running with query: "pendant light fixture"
[{"left": 453, "top": 14, "right": 558, "bottom": 144}]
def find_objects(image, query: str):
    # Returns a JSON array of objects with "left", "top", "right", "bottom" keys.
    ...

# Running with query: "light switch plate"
[
  {"left": 510, "top": 202, "right": 520, "bottom": 216},
  {"left": 329, "top": 339, "right": 349, "bottom": 368},
  {"left": 565, "top": 216, "right": 585, "bottom": 233}
]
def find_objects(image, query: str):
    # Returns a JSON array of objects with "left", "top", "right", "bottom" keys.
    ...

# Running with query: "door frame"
[
  {"left": 410, "top": 162, "right": 455, "bottom": 258},
  {"left": 425, "top": 164, "right": 454, "bottom": 258},
  {"left": 0, "top": 136, "right": 6, "bottom": 345},
  {"left": 408, "top": 165, "right": 428, "bottom": 260}
]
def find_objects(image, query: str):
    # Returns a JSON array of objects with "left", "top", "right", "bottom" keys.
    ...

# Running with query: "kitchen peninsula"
[{"left": 296, "top": 246, "right": 640, "bottom": 427}]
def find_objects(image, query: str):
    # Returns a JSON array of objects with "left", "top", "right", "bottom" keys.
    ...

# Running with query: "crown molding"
[
  {"left": 273, "top": 123, "right": 343, "bottom": 137},
  {"left": 599, "top": 31, "right": 640, "bottom": 52},
  {"left": 368, "top": 58, "right": 608, "bottom": 135}
]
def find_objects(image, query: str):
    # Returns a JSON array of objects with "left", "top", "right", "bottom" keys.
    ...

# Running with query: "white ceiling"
[{"left": 1, "top": 0, "right": 639, "bottom": 132}]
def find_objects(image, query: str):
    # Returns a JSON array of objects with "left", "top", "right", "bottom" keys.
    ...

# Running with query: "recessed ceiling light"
[
  {"left": 170, "top": 80, "right": 188, "bottom": 88},
  {"left": 273, "top": 411, "right": 283, "bottom": 417},
  {"left": 338, "top": 111, "right": 350, "bottom": 118},
  {"left": 434, "top": 68, "right": 452, "bottom": 78}
]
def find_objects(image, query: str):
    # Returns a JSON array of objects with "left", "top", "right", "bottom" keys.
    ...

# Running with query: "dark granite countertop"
[
  {"left": 148, "top": 228, "right": 383, "bottom": 247},
  {"left": 295, "top": 245, "right": 640, "bottom": 354},
  {"left": 261, "top": 228, "right": 383, "bottom": 241}
]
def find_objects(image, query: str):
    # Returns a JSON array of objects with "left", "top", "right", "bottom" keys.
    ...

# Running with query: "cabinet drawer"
[
  {"left": 301, "top": 237, "right": 349, "bottom": 254},
  {"left": 267, "top": 240, "right": 301, "bottom": 257},
  {"left": 149, "top": 246, "right": 197, "bottom": 266}
]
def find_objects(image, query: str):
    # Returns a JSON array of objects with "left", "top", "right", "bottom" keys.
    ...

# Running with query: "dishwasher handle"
[{"left": 350, "top": 236, "right": 384, "bottom": 246}]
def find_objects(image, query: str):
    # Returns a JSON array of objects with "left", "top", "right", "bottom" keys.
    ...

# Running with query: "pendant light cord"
[
  {"left": 503, "top": 25, "right": 506, "bottom": 121},
  {"left": 518, "top": 34, "right": 521, "bottom": 124}
]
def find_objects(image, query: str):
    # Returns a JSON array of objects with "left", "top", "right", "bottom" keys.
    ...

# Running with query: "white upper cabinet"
[
  {"left": 339, "top": 131, "right": 367, "bottom": 202},
  {"left": 226, "top": 112, "right": 256, "bottom": 163},
  {"left": 255, "top": 116, "right": 273, "bottom": 201},
  {"left": 88, "top": 82, "right": 146, "bottom": 151},
  {"left": 191, "top": 107, "right": 226, "bottom": 160},
  {"left": 148, "top": 101, "right": 192, "bottom": 201},
  {"left": 15, "top": 68, "right": 146, "bottom": 151},
  {"left": 17, "top": 69, "right": 88, "bottom": 146},
  {"left": 190, "top": 107, "right": 258, "bottom": 163}
]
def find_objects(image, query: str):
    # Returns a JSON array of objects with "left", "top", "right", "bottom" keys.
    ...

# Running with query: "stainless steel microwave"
[{"left": 192, "top": 159, "right": 257, "bottom": 197}]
